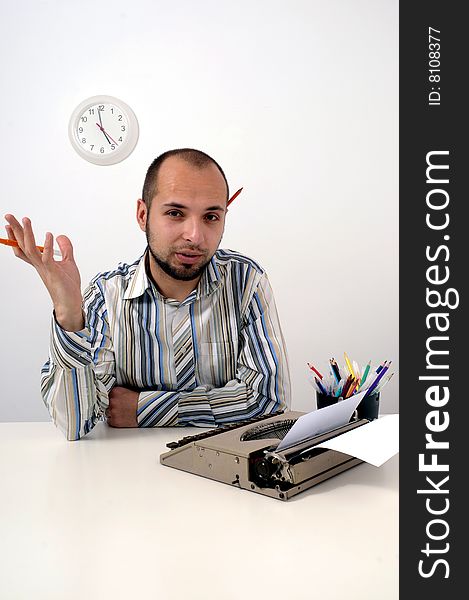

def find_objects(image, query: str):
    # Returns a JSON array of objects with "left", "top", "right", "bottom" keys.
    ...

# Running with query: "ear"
[{"left": 136, "top": 199, "right": 147, "bottom": 232}]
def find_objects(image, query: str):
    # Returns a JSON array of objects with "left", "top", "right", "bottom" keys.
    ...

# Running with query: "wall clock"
[{"left": 68, "top": 95, "right": 139, "bottom": 165}]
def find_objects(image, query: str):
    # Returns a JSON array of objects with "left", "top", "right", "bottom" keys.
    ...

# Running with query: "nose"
[{"left": 182, "top": 217, "right": 204, "bottom": 246}]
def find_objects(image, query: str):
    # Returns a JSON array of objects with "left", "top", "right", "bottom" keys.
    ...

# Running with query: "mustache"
[{"left": 173, "top": 246, "right": 207, "bottom": 254}]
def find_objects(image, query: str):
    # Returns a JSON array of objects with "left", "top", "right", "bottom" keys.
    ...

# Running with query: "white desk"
[{"left": 0, "top": 422, "right": 398, "bottom": 600}]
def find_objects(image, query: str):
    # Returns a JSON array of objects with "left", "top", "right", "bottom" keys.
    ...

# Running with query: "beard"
[{"left": 145, "top": 228, "right": 212, "bottom": 282}]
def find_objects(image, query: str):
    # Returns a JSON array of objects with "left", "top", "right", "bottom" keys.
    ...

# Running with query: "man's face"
[{"left": 138, "top": 157, "right": 227, "bottom": 282}]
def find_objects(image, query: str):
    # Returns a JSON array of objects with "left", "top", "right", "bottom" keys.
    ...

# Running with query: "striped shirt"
[{"left": 41, "top": 249, "right": 291, "bottom": 440}]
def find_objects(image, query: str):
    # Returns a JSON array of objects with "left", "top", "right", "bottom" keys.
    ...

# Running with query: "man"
[{"left": 4, "top": 148, "right": 291, "bottom": 440}]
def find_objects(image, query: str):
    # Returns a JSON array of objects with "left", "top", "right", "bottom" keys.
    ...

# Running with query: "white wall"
[{"left": 0, "top": 0, "right": 398, "bottom": 421}]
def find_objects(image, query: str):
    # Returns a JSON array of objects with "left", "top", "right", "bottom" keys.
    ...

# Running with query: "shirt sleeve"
[
  {"left": 136, "top": 273, "right": 291, "bottom": 428},
  {"left": 40, "top": 280, "right": 115, "bottom": 441}
]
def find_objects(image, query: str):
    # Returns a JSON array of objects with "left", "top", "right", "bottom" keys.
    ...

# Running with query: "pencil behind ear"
[{"left": 227, "top": 187, "right": 243, "bottom": 207}]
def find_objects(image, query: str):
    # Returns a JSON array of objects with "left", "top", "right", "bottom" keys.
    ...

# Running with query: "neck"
[{"left": 146, "top": 252, "right": 201, "bottom": 302}]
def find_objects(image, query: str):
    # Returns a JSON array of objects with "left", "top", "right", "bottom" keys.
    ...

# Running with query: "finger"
[
  {"left": 5, "top": 224, "right": 30, "bottom": 262},
  {"left": 105, "top": 407, "right": 114, "bottom": 426},
  {"left": 4, "top": 214, "right": 26, "bottom": 249},
  {"left": 56, "top": 235, "right": 74, "bottom": 261},
  {"left": 42, "top": 232, "right": 54, "bottom": 263},
  {"left": 22, "top": 217, "right": 42, "bottom": 261}
]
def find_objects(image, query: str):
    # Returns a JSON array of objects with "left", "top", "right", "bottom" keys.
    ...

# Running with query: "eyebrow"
[{"left": 162, "top": 202, "right": 226, "bottom": 212}]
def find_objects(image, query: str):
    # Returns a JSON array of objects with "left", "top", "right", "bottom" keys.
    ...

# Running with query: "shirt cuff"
[
  {"left": 49, "top": 312, "right": 94, "bottom": 369},
  {"left": 137, "top": 389, "right": 180, "bottom": 427}
]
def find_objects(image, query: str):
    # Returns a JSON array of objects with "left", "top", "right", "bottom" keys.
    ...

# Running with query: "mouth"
[{"left": 174, "top": 251, "right": 204, "bottom": 265}]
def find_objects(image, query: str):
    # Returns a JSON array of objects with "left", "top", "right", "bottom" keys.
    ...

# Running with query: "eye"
[
  {"left": 167, "top": 210, "right": 183, "bottom": 218},
  {"left": 205, "top": 213, "right": 220, "bottom": 222}
]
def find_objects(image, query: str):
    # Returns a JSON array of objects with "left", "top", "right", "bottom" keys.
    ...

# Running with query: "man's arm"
[
  {"left": 3, "top": 215, "right": 113, "bottom": 439},
  {"left": 41, "top": 281, "right": 116, "bottom": 440},
  {"left": 136, "top": 274, "right": 291, "bottom": 428}
]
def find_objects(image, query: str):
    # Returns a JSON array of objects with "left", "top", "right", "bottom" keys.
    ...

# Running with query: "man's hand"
[
  {"left": 106, "top": 386, "right": 139, "bottom": 428},
  {"left": 4, "top": 214, "right": 84, "bottom": 331}
]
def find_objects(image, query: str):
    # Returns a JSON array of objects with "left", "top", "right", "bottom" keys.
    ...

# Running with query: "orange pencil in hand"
[{"left": 0, "top": 237, "right": 62, "bottom": 257}]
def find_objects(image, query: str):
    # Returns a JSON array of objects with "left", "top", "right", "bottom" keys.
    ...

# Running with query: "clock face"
[
  {"left": 68, "top": 95, "right": 139, "bottom": 165},
  {"left": 75, "top": 102, "right": 128, "bottom": 156}
]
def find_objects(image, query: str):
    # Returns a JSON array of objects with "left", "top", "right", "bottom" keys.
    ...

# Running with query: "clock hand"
[
  {"left": 95, "top": 123, "right": 119, "bottom": 146},
  {"left": 97, "top": 109, "right": 112, "bottom": 144}
]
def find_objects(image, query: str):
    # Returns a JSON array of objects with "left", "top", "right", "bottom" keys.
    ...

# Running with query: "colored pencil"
[{"left": 0, "top": 237, "right": 61, "bottom": 257}]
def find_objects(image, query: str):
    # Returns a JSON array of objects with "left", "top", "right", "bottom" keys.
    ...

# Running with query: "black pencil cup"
[
  {"left": 356, "top": 392, "right": 380, "bottom": 421},
  {"left": 316, "top": 392, "right": 380, "bottom": 421},
  {"left": 316, "top": 393, "right": 338, "bottom": 410}
]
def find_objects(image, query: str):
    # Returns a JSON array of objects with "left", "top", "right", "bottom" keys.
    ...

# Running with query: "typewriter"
[{"left": 160, "top": 410, "right": 369, "bottom": 501}]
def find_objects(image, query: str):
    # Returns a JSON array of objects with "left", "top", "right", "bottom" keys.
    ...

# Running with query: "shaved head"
[{"left": 142, "top": 148, "right": 229, "bottom": 209}]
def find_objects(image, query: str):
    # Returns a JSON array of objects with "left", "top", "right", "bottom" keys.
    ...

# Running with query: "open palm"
[{"left": 5, "top": 215, "right": 84, "bottom": 329}]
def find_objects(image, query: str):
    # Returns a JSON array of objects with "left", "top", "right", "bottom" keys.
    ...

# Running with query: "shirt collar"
[
  {"left": 199, "top": 253, "right": 222, "bottom": 297},
  {"left": 123, "top": 253, "right": 150, "bottom": 300},
  {"left": 123, "top": 250, "right": 223, "bottom": 301}
]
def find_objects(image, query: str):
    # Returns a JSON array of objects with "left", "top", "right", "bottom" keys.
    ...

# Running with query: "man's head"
[
  {"left": 137, "top": 149, "right": 229, "bottom": 284},
  {"left": 142, "top": 149, "right": 229, "bottom": 210}
]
